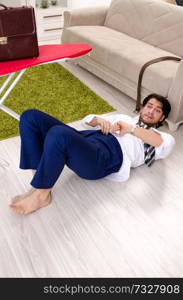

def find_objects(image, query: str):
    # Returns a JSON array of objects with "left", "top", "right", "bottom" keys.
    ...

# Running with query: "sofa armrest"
[
  {"left": 168, "top": 59, "right": 183, "bottom": 126},
  {"left": 63, "top": 6, "right": 108, "bottom": 28}
]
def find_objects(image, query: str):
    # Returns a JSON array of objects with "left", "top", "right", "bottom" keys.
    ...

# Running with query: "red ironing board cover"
[{"left": 0, "top": 44, "right": 92, "bottom": 76}]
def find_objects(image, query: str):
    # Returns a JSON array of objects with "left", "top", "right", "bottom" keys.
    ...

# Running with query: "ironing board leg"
[
  {"left": 0, "top": 72, "right": 16, "bottom": 94},
  {"left": 0, "top": 69, "right": 26, "bottom": 121}
]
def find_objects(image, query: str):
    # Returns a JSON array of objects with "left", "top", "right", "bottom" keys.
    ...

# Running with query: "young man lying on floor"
[{"left": 10, "top": 93, "right": 175, "bottom": 214}]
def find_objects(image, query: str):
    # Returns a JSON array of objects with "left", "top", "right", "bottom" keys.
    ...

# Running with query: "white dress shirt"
[{"left": 81, "top": 113, "right": 175, "bottom": 182}]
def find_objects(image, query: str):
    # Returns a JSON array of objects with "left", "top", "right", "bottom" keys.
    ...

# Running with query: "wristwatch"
[{"left": 130, "top": 124, "right": 136, "bottom": 135}]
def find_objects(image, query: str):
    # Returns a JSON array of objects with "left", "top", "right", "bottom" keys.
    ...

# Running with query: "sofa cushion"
[
  {"left": 104, "top": 0, "right": 183, "bottom": 56},
  {"left": 62, "top": 25, "right": 179, "bottom": 96}
]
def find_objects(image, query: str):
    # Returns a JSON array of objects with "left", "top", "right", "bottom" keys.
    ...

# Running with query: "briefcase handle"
[{"left": 0, "top": 4, "right": 8, "bottom": 10}]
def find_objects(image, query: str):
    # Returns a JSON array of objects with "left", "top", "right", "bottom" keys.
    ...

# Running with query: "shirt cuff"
[{"left": 81, "top": 114, "right": 99, "bottom": 129}]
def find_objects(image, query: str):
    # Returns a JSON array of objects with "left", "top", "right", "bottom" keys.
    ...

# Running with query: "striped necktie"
[{"left": 136, "top": 119, "right": 155, "bottom": 167}]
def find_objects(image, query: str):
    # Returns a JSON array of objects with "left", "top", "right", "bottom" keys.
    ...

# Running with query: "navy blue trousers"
[{"left": 19, "top": 109, "right": 123, "bottom": 189}]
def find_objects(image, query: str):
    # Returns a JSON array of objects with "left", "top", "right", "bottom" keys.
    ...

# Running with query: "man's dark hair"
[{"left": 142, "top": 93, "right": 171, "bottom": 127}]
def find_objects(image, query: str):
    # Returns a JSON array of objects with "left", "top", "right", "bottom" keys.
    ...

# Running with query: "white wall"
[
  {"left": 0, "top": 0, "right": 17, "bottom": 5},
  {"left": 71, "top": 0, "right": 111, "bottom": 8},
  {"left": 1, "top": 0, "right": 111, "bottom": 8},
  {"left": 1, "top": 0, "right": 35, "bottom": 6}
]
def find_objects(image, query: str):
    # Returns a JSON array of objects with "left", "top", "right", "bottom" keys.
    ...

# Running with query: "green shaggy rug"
[{"left": 0, "top": 63, "right": 115, "bottom": 140}]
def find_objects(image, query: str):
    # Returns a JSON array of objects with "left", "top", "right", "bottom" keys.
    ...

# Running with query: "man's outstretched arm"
[
  {"left": 131, "top": 126, "right": 163, "bottom": 146},
  {"left": 112, "top": 121, "right": 163, "bottom": 147}
]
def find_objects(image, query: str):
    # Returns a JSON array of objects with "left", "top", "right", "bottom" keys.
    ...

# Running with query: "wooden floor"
[{"left": 0, "top": 61, "right": 183, "bottom": 277}]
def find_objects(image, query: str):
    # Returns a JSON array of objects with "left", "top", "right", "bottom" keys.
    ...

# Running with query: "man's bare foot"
[
  {"left": 11, "top": 188, "right": 35, "bottom": 204},
  {"left": 9, "top": 189, "right": 52, "bottom": 215}
]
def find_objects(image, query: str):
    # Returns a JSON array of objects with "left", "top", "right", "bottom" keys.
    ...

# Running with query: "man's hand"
[
  {"left": 86, "top": 117, "right": 113, "bottom": 135},
  {"left": 111, "top": 121, "right": 132, "bottom": 136},
  {"left": 97, "top": 117, "right": 113, "bottom": 135}
]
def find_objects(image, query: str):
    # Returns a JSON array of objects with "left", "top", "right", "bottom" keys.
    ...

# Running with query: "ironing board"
[{"left": 0, "top": 44, "right": 92, "bottom": 120}]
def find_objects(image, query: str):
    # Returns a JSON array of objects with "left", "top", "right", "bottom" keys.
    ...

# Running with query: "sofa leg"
[
  {"left": 133, "top": 108, "right": 140, "bottom": 114},
  {"left": 166, "top": 120, "right": 180, "bottom": 132}
]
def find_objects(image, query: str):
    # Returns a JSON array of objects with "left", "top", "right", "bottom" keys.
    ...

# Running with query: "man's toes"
[
  {"left": 9, "top": 204, "right": 18, "bottom": 211},
  {"left": 19, "top": 208, "right": 25, "bottom": 214},
  {"left": 9, "top": 204, "right": 16, "bottom": 210},
  {"left": 9, "top": 204, "right": 24, "bottom": 214}
]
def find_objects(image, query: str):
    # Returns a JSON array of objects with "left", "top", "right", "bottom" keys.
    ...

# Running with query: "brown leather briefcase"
[{"left": 0, "top": 3, "right": 39, "bottom": 62}]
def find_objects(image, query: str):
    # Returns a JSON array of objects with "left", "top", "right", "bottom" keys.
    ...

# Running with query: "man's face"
[{"left": 140, "top": 98, "right": 165, "bottom": 126}]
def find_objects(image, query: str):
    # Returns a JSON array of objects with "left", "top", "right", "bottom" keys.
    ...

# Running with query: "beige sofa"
[
  {"left": 164, "top": 0, "right": 176, "bottom": 4},
  {"left": 62, "top": 0, "right": 183, "bottom": 131}
]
